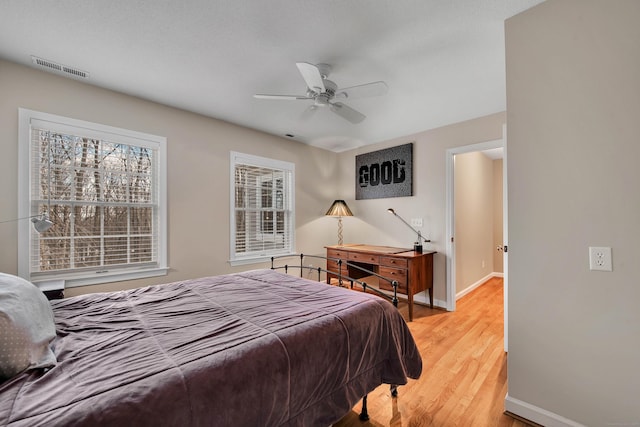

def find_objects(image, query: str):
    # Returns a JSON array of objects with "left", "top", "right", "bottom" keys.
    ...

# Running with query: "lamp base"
[{"left": 413, "top": 243, "right": 423, "bottom": 253}]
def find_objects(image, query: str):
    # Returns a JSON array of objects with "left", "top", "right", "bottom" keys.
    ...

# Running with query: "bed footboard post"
[
  {"left": 271, "top": 257, "right": 275, "bottom": 269},
  {"left": 317, "top": 267, "right": 322, "bottom": 282},
  {"left": 359, "top": 395, "right": 370, "bottom": 421},
  {"left": 392, "top": 280, "right": 399, "bottom": 308},
  {"left": 299, "top": 254, "right": 304, "bottom": 277}
]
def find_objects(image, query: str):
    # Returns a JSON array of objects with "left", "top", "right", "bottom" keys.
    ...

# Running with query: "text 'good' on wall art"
[{"left": 356, "top": 143, "right": 413, "bottom": 200}]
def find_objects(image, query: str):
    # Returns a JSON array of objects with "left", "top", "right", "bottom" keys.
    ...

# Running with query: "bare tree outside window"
[{"left": 33, "top": 130, "right": 156, "bottom": 275}]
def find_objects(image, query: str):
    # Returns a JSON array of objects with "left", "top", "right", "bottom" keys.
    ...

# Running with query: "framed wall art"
[{"left": 355, "top": 142, "right": 413, "bottom": 200}]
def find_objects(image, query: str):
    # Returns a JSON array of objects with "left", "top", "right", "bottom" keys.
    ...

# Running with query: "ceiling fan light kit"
[{"left": 254, "top": 62, "right": 387, "bottom": 124}]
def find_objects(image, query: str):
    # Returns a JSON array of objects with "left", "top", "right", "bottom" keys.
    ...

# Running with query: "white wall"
[
  {"left": 0, "top": 59, "right": 340, "bottom": 296},
  {"left": 506, "top": 0, "right": 640, "bottom": 425}
]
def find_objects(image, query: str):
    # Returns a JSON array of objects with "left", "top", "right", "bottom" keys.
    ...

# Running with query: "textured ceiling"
[{"left": 0, "top": 0, "right": 544, "bottom": 152}]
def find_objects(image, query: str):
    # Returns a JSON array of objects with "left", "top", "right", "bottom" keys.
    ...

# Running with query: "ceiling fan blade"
[
  {"left": 254, "top": 94, "right": 311, "bottom": 100},
  {"left": 296, "top": 62, "right": 326, "bottom": 93},
  {"left": 336, "top": 81, "right": 388, "bottom": 100},
  {"left": 330, "top": 102, "right": 366, "bottom": 124},
  {"left": 300, "top": 105, "right": 319, "bottom": 121}
]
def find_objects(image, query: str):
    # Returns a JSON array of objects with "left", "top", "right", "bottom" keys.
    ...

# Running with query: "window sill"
[
  {"left": 31, "top": 266, "right": 169, "bottom": 288},
  {"left": 228, "top": 253, "right": 295, "bottom": 267}
]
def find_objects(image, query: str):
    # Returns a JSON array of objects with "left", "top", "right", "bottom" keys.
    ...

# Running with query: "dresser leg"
[{"left": 408, "top": 294, "right": 414, "bottom": 321}]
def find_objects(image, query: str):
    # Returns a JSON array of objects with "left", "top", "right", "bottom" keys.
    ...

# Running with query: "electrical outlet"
[
  {"left": 589, "top": 246, "right": 612, "bottom": 271},
  {"left": 410, "top": 218, "right": 423, "bottom": 227}
]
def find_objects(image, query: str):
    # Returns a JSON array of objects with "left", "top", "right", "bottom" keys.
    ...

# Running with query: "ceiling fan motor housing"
[
  {"left": 315, "top": 93, "right": 330, "bottom": 106},
  {"left": 320, "top": 79, "right": 336, "bottom": 95},
  {"left": 315, "top": 79, "right": 337, "bottom": 106}
]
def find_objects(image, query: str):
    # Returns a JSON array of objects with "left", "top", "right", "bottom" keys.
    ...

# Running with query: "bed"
[{"left": 0, "top": 268, "right": 422, "bottom": 427}]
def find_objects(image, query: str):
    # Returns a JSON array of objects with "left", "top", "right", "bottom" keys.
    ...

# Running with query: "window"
[
  {"left": 230, "top": 152, "right": 294, "bottom": 265},
  {"left": 18, "top": 109, "right": 167, "bottom": 287}
]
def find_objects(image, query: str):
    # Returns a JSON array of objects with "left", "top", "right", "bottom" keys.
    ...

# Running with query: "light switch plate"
[{"left": 410, "top": 218, "right": 423, "bottom": 227}]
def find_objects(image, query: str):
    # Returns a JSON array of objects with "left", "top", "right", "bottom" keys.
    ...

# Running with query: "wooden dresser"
[{"left": 325, "top": 244, "right": 435, "bottom": 321}]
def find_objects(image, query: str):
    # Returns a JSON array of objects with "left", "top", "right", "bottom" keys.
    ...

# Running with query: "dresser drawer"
[
  {"left": 348, "top": 252, "right": 379, "bottom": 264},
  {"left": 327, "top": 249, "right": 348, "bottom": 274},
  {"left": 326, "top": 257, "right": 345, "bottom": 273},
  {"left": 327, "top": 248, "right": 348, "bottom": 260},
  {"left": 380, "top": 256, "right": 408, "bottom": 269},
  {"left": 379, "top": 266, "right": 408, "bottom": 294}
]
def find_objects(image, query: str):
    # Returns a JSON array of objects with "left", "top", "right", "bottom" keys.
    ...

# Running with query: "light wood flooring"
[{"left": 334, "top": 277, "right": 531, "bottom": 427}]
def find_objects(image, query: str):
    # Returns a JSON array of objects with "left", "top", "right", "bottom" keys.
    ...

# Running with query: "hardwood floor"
[{"left": 334, "top": 277, "right": 531, "bottom": 427}]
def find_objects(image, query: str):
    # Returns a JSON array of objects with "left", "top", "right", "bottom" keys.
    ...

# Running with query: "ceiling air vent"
[{"left": 31, "top": 56, "right": 89, "bottom": 79}]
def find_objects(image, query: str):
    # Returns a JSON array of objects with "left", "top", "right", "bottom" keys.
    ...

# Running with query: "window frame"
[
  {"left": 229, "top": 151, "right": 295, "bottom": 266},
  {"left": 18, "top": 108, "right": 168, "bottom": 287}
]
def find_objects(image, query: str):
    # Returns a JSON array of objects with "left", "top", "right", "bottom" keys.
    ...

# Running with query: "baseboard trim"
[
  {"left": 456, "top": 272, "right": 502, "bottom": 300},
  {"left": 413, "top": 293, "right": 447, "bottom": 310},
  {"left": 504, "top": 394, "right": 586, "bottom": 427},
  {"left": 504, "top": 411, "right": 544, "bottom": 427}
]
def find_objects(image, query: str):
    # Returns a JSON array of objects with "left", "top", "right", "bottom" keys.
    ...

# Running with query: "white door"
[{"left": 502, "top": 124, "right": 508, "bottom": 352}]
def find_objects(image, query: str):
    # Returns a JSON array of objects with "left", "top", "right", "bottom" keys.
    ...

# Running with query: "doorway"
[{"left": 445, "top": 126, "right": 507, "bottom": 349}]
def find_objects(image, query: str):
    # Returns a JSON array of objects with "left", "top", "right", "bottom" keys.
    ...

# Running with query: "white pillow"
[{"left": 0, "top": 272, "right": 57, "bottom": 381}]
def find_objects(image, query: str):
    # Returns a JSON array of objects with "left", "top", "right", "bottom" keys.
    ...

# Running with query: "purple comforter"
[{"left": 0, "top": 269, "right": 422, "bottom": 426}]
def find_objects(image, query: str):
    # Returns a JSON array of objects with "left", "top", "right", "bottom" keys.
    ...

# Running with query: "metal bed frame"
[
  {"left": 270, "top": 253, "right": 399, "bottom": 307},
  {"left": 270, "top": 253, "right": 402, "bottom": 421}
]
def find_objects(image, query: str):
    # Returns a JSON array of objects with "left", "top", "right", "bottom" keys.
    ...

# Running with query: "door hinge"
[{"left": 504, "top": 245, "right": 508, "bottom": 253}]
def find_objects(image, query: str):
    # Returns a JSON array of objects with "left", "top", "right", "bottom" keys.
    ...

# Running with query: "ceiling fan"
[{"left": 254, "top": 62, "right": 388, "bottom": 124}]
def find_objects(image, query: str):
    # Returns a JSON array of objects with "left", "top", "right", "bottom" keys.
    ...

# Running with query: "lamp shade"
[
  {"left": 32, "top": 215, "right": 53, "bottom": 233},
  {"left": 325, "top": 200, "right": 353, "bottom": 217}
]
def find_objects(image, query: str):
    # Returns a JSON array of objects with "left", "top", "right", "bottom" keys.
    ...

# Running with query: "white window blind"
[
  {"left": 230, "top": 152, "right": 294, "bottom": 264},
  {"left": 18, "top": 109, "right": 167, "bottom": 287}
]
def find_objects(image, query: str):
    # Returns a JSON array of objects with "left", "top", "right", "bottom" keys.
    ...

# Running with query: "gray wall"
[{"left": 506, "top": 0, "right": 640, "bottom": 424}]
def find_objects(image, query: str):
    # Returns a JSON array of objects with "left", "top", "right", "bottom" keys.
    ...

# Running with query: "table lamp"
[
  {"left": 0, "top": 214, "right": 53, "bottom": 233},
  {"left": 387, "top": 208, "right": 430, "bottom": 253},
  {"left": 326, "top": 200, "right": 353, "bottom": 245}
]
